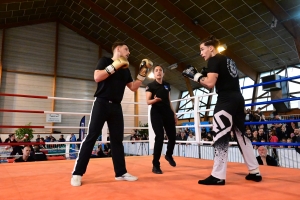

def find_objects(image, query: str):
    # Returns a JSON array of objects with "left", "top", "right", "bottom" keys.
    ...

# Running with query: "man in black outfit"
[
  {"left": 256, "top": 146, "right": 278, "bottom": 166},
  {"left": 14, "top": 146, "right": 35, "bottom": 162},
  {"left": 71, "top": 41, "right": 153, "bottom": 186},
  {"left": 182, "top": 35, "right": 262, "bottom": 185}
]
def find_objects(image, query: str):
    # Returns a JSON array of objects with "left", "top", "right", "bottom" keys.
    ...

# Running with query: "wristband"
[{"left": 105, "top": 65, "right": 116, "bottom": 75}]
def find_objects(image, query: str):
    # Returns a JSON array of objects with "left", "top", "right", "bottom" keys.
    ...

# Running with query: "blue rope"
[
  {"left": 245, "top": 97, "right": 300, "bottom": 106},
  {"left": 241, "top": 75, "right": 300, "bottom": 89},
  {"left": 251, "top": 142, "right": 300, "bottom": 146},
  {"left": 245, "top": 119, "right": 300, "bottom": 125}
]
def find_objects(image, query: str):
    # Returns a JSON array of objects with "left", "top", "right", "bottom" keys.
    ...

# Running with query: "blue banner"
[{"left": 78, "top": 116, "right": 85, "bottom": 141}]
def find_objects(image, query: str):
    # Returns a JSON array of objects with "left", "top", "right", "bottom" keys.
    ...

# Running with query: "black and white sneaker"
[
  {"left": 198, "top": 175, "right": 225, "bottom": 185},
  {"left": 245, "top": 173, "right": 262, "bottom": 182}
]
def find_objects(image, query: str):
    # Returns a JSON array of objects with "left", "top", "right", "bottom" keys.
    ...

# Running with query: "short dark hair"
[
  {"left": 200, "top": 35, "right": 219, "bottom": 48},
  {"left": 112, "top": 41, "right": 127, "bottom": 53},
  {"left": 153, "top": 65, "right": 164, "bottom": 72}
]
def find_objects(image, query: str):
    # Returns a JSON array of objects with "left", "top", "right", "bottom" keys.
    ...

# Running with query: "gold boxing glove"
[
  {"left": 137, "top": 59, "right": 153, "bottom": 81},
  {"left": 105, "top": 56, "right": 129, "bottom": 75}
]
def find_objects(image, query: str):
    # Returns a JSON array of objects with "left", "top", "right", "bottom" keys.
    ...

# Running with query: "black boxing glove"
[
  {"left": 200, "top": 67, "right": 208, "bottom": 77},
  {"left": 182, "top": 65, "right": 203, "bottom": 82}
]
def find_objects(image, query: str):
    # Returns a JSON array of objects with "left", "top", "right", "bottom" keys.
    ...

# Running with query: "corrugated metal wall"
[
  {"left": 0, "top": 22, "right": 165, "bottom": 138},
  {"left": 57, "top": 24, "right": 98, "bottom": 79},
  {"left": 2, "top": 23, "right": 56, "bottom": 74}
]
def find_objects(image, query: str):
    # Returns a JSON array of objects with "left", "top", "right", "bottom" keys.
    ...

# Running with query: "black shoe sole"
[
  {"left": 198, "top": 180, "right": 225, "bottom": 185},
  {"left": 152, "top": 170, "right": 163, "bottom": 174},
  {"left": 165, "top": 156, "right": 176, "bottom": 167},
  {"left": 245, "top": 174, "right": 262, "bottom": 182}
]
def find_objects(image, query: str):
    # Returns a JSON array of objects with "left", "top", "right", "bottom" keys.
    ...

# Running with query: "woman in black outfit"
[{"left": 146, "top": 65, "right": 178, "bottom": 174}]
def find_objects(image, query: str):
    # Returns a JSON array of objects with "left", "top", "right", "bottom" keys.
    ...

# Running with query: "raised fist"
[
  {"left": 137, "top": 59, "right": 153, "bottom": 81},
  {"left": 105, "top": 56, "right": 129, "bottom": 75}
]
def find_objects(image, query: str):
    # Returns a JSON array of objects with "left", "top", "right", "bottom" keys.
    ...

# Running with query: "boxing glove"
[
  {"left": 137, "top": 59, "right": 153, "bottom": 81},
  {"left": 182, "top": 65, "right": 203, "bottom": 82},
  {"left": 200, "top": 67, "right": 208, "bottom": 77},
  {"left": 105, "top": 56, "right": 129, "bottom": 75}
]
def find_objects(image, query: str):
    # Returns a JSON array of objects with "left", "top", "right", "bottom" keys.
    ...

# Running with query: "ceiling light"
[
  {"left": 168, "top": 63, "right": 178, "bottom": 70},
  {"left": 148, "top": 72, "right": 154, "bottom": 79},
  {"left": 217, "top": 44, "right": 227, "bottom": 52}
]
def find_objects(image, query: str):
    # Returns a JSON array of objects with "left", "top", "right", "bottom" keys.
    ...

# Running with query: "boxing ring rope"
[
  {"left": 245, "top": 97, "right": 300, "bottom": 106},
  {"left": 0, "top": 73, "right": 299, "bottom": 167},
  {"left": 0, "top": 92, "right": 147, "bottom": 130},
  {"left": 241, "top": 75, "right": 300, "bottom": 89},
  {"left": 0, "top": 93, "right": 145, "bottom": 105},
  {"left": 0, "top": 109, "right": 147, "bottom": 117}
]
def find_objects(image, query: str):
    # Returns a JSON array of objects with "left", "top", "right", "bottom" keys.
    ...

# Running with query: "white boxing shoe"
[
  {"left": 71, "top": 175, "right": 82, "bottom": 186},
  {"left": 115, "top": 173, "right": 138, "bottom": 181}
]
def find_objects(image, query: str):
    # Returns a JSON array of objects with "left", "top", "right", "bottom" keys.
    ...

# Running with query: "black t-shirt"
[
  {"left": 34, "top": 152, "right": 47, "bottom": 161},
  {"left": 94, "top": 57, "right": 133, "bottom": 103},
  {"left": 146, "top": 80, "right": 171, "bottom": 108},
  {"left": 14, "top": 156, "right": 35, "bottom": 162},
  {"left": 207, "top": 54, "right": 240, "bottom": 94}
]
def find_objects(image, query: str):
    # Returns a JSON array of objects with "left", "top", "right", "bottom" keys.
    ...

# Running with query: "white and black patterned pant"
[{"left": 211, "top": 92, "right": 259, "bottom": 179}]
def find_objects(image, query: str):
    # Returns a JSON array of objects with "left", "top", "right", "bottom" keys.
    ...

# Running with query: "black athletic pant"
[
  {"left": 72, "top": 98, "right": 127, "bottom": 177},
  {"left": 151, "top": 106, "right": 176, "bottom": 167}
]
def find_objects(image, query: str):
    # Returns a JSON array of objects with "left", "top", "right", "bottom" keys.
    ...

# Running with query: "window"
[
  {"left": 240, "top": 77, "right": 254, "bottom": 100},
  {"left": 178, "top": 87, "right": 210, "bottom": 119}
]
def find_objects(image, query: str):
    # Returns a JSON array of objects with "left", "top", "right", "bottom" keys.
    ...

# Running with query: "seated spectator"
[
  {"left": 229, "top": 131, "right": 237, "bottom": 146},
  {"left": 260, "top": 115, "right": 268, "bottom": 132},
  {"left": 256, "top": 146, "right": 278, "bottom": 166},
  {"left": 296, "top": 133, "right": 300, "bottom": 154},
  {"left": 244, "top": 108, "right": 253, "bottom": 122},
  {"left": 14, "top": 145, "right": 35, "bottom": 162},
  {"left": 252, "top": 138, "right": 258, "bottom": 150},
  {"left": 206, "top": 133, "right": 213, "bottom": 141},
  {"left": 104, "top": 143, "right": 111, "bottom": 157},
  {"left": 273, "top": 114, "right": 283, "bottom": 136},
  {"left": 186, "top": 132, "right": 196, "bottom": 145},
  {"left": 201, "top": 128, "right": 207, "bottom": 138},
  {"left": 33, "top": 145, "right": 47, "bottom": 161},
  {"left": 287, "top": 138, "right": 293, "bottom": 148},
  {"left": 245, "top": 129, "right": 252, "bottom": 141},
  {"left": 39, "top": 138, "right": 46, "bottom": 149},
  {"left": 278, "top": 125, "right": 289, "bottom": 141},
  {"left": 252, "top": 130, "right": 258, "bottom": 142},
  {"left": 130, "top": 130, "right": 138, "bottom": 141},
  {"left": 70, "top": 133, "right": 76, "bottom": 151},
  {"left": 5, "top": 134, "right": 24, "bottom": 156},
  {"left": 184, "top": 128, "right": 190, "bottom": 137},
  {"left": 58, "top": 135, "right": 65, "bottom": 142},
  {"left": 257, "top": 128, "right": 267, "bottom": 142},
  {"left": 256, "top": 107, "right": 263, "bottom": 117},
  {"left": 36, "top": 134, "right": 41, "bottom": 142},
  {"left": 97, "top": 145, "right": 107, "bottom": 158},
  {"left": 291, "top": 129, "right": 299, "bottom": 143},
  {"left": 178, "top": 132, "right": 187, "bottom": 141},
  {"left": 280, "top": 138, "right": 287, "bottom": 148},
  {"left": 269, "top": 130, "right": 279, "bottom": 145},
  {"left": 49, "top": 134, "right": 56, "bottom": 142},
  {"left": 176, "top": 131, "right": 181, "bottom": 140}
]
